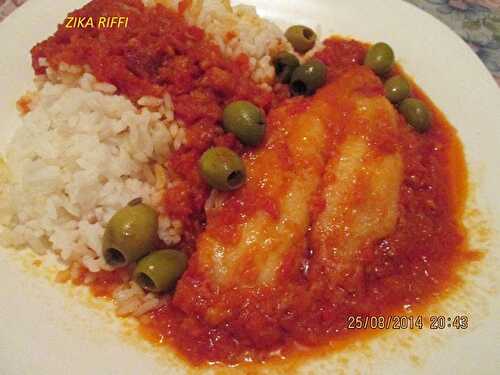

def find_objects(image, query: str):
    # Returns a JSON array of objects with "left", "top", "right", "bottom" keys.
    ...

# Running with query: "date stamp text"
[{"left": 347, "top": 315, "right": 469, "bottom": 330}]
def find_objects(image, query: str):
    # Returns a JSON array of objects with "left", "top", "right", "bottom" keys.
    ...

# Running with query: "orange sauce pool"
[{"left": 31, "top": 0, "right": 481, "bottom": 367}]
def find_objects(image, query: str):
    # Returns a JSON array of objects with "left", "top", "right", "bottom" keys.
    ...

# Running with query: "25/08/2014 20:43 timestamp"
[{"left": 347, "top": 315, "right": 469, "bottom": 330}]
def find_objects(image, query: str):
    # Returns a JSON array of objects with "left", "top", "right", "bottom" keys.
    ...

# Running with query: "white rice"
[
  {"left": 0, "top": 67, "right": 185, "bottom": 275},
  {"left": 113, "top": 281, "right": 163, "bottom": 317}
]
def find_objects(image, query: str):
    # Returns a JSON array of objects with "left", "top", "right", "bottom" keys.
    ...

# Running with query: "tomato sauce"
[
  {"left": 143, "top": 39, "right": 478, "bottom": 365},
  {"left": 32, "top": 0, "right": 478, "bottom": 367}
]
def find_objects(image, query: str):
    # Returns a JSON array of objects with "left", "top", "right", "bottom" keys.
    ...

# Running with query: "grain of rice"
[
  {"left": 92, "top": 82, "right": 118, "bottom": 95},
  {"left": 132, "top": 293, "right": 160, "bottom": 317},
  {"left": 163, "top": 93, "right": 173, "bottom": 109},
  {"left": 132, "top": 297, "right": 160, "bottom": 316},
  {"left": 114, "top": 284, "right": 142, "bottom": 301},
  {"left": 116, "top": 296, "right": 143, "bottom": 317},
  {"left": 82, "top": 254, "right": 102, "bottom": 273},
  {"left": 79, "top": 72, "right": 97, "bottom": 91},
  {"left": 137, "top": 96, "right": 163, "bottom": 107},
  {"left": 162, "top": 93, "right": 175, "bottom": 121},
  {"left": 169, "top": 122, "right": 179, "bottom": 138},
  {"left": 154, "top": 164, "right": 167, "bottom": 190},
  {"left": 173, "top": 136, "right": 182, "bottom": 151},
  {"left": 112, "top": 280, "right": 161, "bottom": 317},
  {"left": 158, "top": 215, "right": 182, "bottom": 245}
]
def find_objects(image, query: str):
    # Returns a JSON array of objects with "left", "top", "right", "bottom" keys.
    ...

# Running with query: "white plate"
[{"left": 1, "top": 1, "right": 499, "bottom": 374}]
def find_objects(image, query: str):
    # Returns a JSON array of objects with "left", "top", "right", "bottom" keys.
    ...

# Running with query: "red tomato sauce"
[
  {"left": 32, "top": 0, "right": 479, "bottom": 366},
  {"left": 141, "top": 39, "right": 479, "bottom": 365}
]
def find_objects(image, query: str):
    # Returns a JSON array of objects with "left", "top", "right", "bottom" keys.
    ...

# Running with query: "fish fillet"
[{"left": 174, "top": 66, "right": 403, "bottom": 325}]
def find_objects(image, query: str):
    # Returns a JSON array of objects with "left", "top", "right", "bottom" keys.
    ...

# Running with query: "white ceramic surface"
[{"left": 0, "top": 1, "right": 499, "bottom": 374}]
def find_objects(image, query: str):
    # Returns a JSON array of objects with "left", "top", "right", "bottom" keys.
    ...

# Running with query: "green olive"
[
  {"left": 399, "top": 98, "right": 431, "bottom": 133},
  {"left": 133, "top": 249, "right": 187, "bottom": 293},
  {"left": 290, "top": 59, "right": 327, "bottom": 96},
  {"left": 384, "top": 75, "right": 411, "bottom": 103},
  {"left": 285, "top": 25, "right": 317, "bottom": 54},
  {"left": 364, "top": 42, "right": 395, "bottom": 76},
  {"left": 273, "top": 51, "right": 300, "bottom": 83},
  {"left": 223, "top": 101, "right": 266, "bottom": 146},
  {"left": 103, "top": 199, "right": 158, "bottom": 268},
  {"left": 199, "top": 147, "right": 246, "bottom": 191}
]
